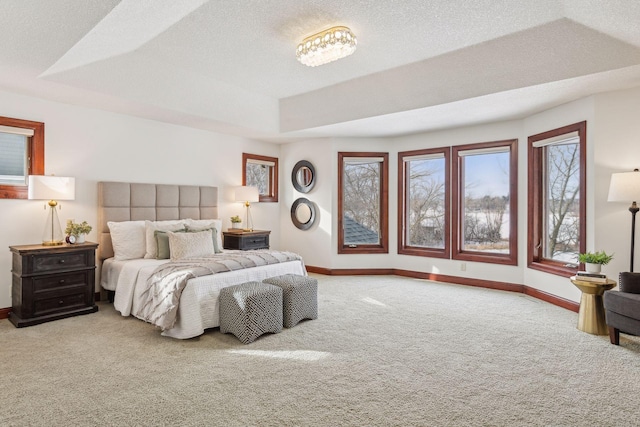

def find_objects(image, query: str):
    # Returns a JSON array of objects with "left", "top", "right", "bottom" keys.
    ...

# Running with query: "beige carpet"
[{"left": 1, "top": 274, "right": 639, "bottom": 426}]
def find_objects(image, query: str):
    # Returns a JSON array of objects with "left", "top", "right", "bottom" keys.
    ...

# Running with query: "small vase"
[
  {"left": 232, "top": 223, "right": 242, "bottom": 229},
  {"left": 76, "top": 234, "right": 86, "bottom": 244},
  {"left": 585, "top": 263, "right": 601, "bottom": 274}
]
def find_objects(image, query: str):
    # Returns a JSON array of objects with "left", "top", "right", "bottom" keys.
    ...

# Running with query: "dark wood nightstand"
[
  {"left": 222, "top": 230, "right": 270, "bottom": 250},
  {"left": 9, "top": 242, "right": 99, "bottom": 327}
]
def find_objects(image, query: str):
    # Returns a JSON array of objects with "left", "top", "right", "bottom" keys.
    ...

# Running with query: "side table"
[
  {"left": 222, "top": 230, "right": 270, "bottom": 250},
  {"left": 9, "top": 242, "right": 99, "bottom": 327},
  {"left": 570, "top": 276, "right": 617, "bottom": 335}
]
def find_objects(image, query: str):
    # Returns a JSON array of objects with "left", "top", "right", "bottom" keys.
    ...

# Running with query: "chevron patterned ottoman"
[
  {"left": 263, "top": 274, "right": 318, "bottom": 328},
  {"left": 219, "top": 282, "right": 283, "bottom": 344}
]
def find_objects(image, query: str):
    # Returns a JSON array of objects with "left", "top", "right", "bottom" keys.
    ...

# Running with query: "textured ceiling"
[{"left": 2, "top": 0, "right": 640, "bottom": 142}]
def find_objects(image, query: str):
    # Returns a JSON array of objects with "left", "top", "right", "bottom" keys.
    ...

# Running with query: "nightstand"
[
  {"left": 9, "top": 242, "right": 99, "bottom": 327},
  {"left": 222, "top": 230, "right": 270, "bottom": 250}
]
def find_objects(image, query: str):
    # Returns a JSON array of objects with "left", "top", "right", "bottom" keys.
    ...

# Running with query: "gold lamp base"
[{"left": 41, "top": 200, "right": 65, "bottom": 246}]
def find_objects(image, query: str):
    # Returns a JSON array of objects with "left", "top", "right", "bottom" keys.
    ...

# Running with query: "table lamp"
[
  {"left": 28, "top": 175, "right": 75, "bottom": 246},
  {"left": 234, "top": 186, "right": 259, "bottom": 231}
]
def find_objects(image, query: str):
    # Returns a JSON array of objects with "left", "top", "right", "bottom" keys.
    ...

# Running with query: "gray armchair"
[{"left": 603, "top": 272, "right": 640, "bottom": 345}]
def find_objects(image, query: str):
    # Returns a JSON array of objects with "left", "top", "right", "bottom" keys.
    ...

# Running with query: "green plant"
[
  {"left": 65, "top": 220, "right": 92, "bottom": 236},
  {"left": 230, "top": 215, "right": 242, "bottom": 223},
  {"left": 578, "top": 251, "right": 614, "bottom": 265}
]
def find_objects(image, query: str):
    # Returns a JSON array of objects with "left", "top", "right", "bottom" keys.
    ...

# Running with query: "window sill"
[
  {"left": 453, "top": 251, "right": 517, "bottom": 266},
  {"left": 528, "top": 261, "right": 577, "bottom": 278},
  {"left": 398, "top": 247, "right": 449, "bottom": 259},
  {"left": 0, "top": 185, "right": 27, "bottom": 199},
  {"left": 339, "top": 245, "right": 388, "bottom": 255}
]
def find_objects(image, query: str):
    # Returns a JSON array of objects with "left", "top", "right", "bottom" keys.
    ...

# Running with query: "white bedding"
[{"left": 101, "top": 256, "right": 306, "bottom": 339}]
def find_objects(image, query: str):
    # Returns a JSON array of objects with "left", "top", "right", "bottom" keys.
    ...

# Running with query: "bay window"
[
  {"left": 528, "top": 122, "right": 586, "bottom": 276},
  {"left": 452, "top": 139, "right": 518, "bottom": 265},
  {"left": 338, "top": 152, "right": 389, "bottom": 254},
  {"left": 398, "top": 147, "right": 450, "bottom": 258}
]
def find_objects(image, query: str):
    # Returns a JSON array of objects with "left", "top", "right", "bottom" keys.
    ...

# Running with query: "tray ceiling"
[{"left": 2, "top": 0, "right": 640, "bottom": 142}]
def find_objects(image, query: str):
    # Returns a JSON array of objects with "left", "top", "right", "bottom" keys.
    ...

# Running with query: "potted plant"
[
  {"left": 230, "top": 215, "right": 242, "bottom": 229},
  {"left": 65, "top": 220, "right": 92, "bottom": 243},
  {"left": 578, "top": 251, "right": 614, "bottom": 273}
]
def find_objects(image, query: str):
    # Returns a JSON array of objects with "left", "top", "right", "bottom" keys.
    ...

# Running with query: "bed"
[{"left": 98, "top": 181, "right": 306, "bottom": 339}]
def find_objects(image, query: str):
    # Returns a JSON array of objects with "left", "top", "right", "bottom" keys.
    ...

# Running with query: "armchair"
[{"left": 603, "top": 272, "right": 640, "bottom": 345}]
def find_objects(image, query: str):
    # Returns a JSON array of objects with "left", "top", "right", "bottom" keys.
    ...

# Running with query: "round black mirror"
[
  {"left": 292, "top": 160, "right": 315, "bottom": 193},
  {"left": 291, "top": 197, "right": 317, "bottom": 230}
]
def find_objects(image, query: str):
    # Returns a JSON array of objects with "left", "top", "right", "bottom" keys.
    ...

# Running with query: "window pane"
[
  {"left": 461, "top": 151, "right": 510, "bottom": 253},
  {"left": 406, "top": 157, "right": 446, "bottom": 248},
  {"left": 243, "top": 153, "right": 278, "bottom": 203},
  {"left": 0, "top": 131, "right": 27, "bottom": 186},
  {"left": 343, "top": 160, "right": 381, "bottom": 245},
  {"left": 542, "top": 141, "right": 580, "bottom": 264},
  {"left": 246, "top": 161, "right": 270, "bottom": 195}
]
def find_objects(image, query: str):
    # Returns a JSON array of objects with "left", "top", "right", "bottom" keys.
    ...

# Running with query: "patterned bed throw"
[{"left": 134, "top": 250, "right": 304, "bottom": 330}]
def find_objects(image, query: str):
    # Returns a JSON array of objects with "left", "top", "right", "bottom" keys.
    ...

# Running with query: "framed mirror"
[
  {"left": 291, "top": 160, "right": 315, "bottom": 193},
  {"left": 291, "top": 197, "right": 317, "bottom": 230}
]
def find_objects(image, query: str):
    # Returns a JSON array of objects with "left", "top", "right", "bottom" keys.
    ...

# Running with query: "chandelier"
[{"left": 296, "top": 26, "right": 357, "bottom": 67}]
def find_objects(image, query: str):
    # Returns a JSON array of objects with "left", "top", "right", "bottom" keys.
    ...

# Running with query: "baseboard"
[
  {"left": 524, "top": 287, "right": 579, "bottom": 312},
  {"left": 306, "top": 265, "right": 579, "bottom": 313},
  {"left": 0, "top": 268, "right": 579, "bottom": 320},
  {"left": 306, "top": 266, "right": 395, "bottom": 275}
]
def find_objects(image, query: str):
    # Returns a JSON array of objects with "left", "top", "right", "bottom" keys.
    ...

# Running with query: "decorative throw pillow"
[
  {"left": 144, "top": 220, "right": 185, "bottom": 259},
  {"left": 107, "top": 221, "right": 146, "bottom": 260},
  {"left": 184, "top": 225, "right": 221, "bottom": 253},
  {"left": 155, "top": 229, "right": 186, "bottom": 259},
  {"left": 185, "top": 219, "right": 223, "bottom": 253},
  {"left": 167, "top": 229, "right": 214, "bottom": 260}
]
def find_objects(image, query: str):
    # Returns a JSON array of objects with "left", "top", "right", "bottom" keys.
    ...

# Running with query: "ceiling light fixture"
[{"left": 296, "top": 26, "right": 357, "bottom": 67}]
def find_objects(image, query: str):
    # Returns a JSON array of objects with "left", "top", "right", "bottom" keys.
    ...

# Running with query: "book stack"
[{"left": 575, "top": 271, "right": 608, "bottom": 283}]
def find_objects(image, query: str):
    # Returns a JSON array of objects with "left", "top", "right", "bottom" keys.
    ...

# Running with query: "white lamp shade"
[
  {"left": 608, "top": 170, "right": 640, "bottom": 202},
  {"left": 234, "top": 186, "right": 259, "bottom": 203},
  {"left": 28, "top": 175, "right": 75, "bottom": 201}
]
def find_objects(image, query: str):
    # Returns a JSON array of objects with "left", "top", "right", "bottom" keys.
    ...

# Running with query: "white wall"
[
  {"left": 593, "top": 87, "right": 640, "bottom": 276},
  {"left": 279, "top": 89, "right": 639, "bottom": 304},
  {"left": 279, "top": 139, "right": 332, "bottom": 266},
  {"left": 0, "top": 90, "right": 280, "bottom": 308},
  {"left": 3, "top": 85, "right": 638, "bottom": 310}
]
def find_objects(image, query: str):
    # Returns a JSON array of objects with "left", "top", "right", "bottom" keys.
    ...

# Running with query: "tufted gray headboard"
[{"left": 98, "top": 181, "right": 218, "bottom": 260}]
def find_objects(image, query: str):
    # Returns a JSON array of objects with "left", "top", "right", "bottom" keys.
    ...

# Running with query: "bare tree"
[
  {"left": 545, "top": 143, "right": 580, "bottom": 258},
  {"left": 406, "top": 161, "right": 445, "bottom": 247},
  {"left": 245, "top": 163, "right": 268, "bottom": 194},
  {"left": 463, "top": 195, "right": 507, "bottom": 247},
  {"left": 343, "top": 162, "right": 381, "bottom": 233}
]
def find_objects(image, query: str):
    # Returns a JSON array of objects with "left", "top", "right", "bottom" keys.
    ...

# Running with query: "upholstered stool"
[
  {"left": 263, "top": 274, "right": 318, "bottom": 328},
  {"left": 219, "top": 282, "right": 283, "bottom": 344}
]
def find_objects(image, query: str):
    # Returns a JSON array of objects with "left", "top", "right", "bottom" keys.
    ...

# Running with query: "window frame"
[
  {"left": 0, "top": 116, "right": 44, "bottom": 199},
  {"left": 527, "top": 121, "right": 586, "bottom": 277},
  {"left": 338, "top": 151, "right": 389, "bottom": 254},
  {"left": 242, "top": 152, "right": 278, "bottom": 203},
  {"left": 452, "top": 139, "right": 518, "bottom": 265},
  {"left": 397, "top": 147, "right": 450, "bottom": 258}
]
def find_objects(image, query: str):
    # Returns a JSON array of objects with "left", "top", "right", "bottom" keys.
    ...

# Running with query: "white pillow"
[
  {"left": 107, "top": 221, "right": 146, "bottom": 260},
  {"left": 185, "top": 219, "right": 223, "bottom": 252},
  {"left": 144, "top": 220, "right": 186, "bottom": 259},
  {"left": 168, "top": 229, "right": 214, "bottom": 260}
]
